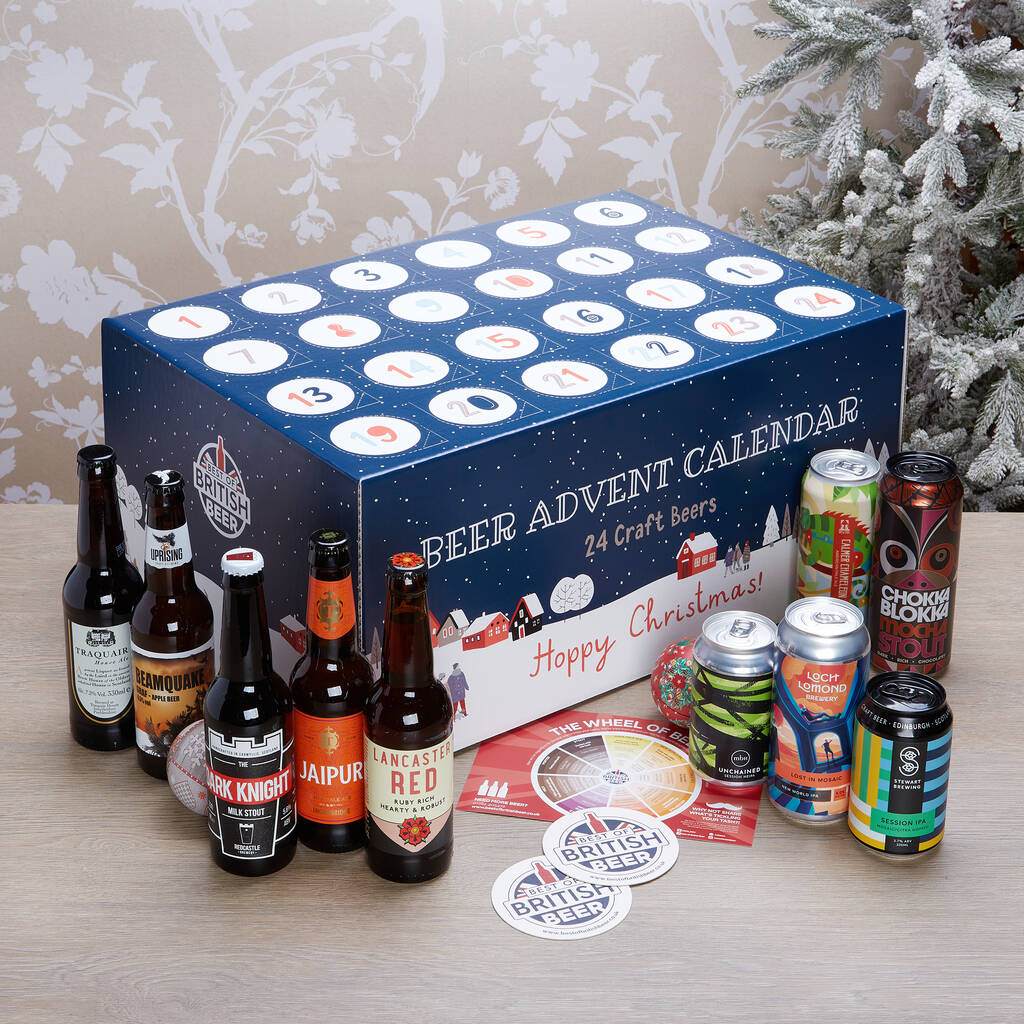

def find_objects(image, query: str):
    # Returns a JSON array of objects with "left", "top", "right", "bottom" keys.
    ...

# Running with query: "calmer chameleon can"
[{"left": 848, "top": 672, "right": 952, "bottom": 859}]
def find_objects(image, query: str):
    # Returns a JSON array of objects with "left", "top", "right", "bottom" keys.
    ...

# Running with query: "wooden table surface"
[{"left": 2, "top": 506, "right": 1021, "bottom": 1023}]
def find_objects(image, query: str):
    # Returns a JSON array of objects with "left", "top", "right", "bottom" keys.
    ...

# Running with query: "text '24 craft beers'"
[
  {"left": 364, "top": 553, "right": 454, "bottom": 883},
  {"left": 871, "top": 451, "right": 963, "bottom": 676},
  {"left": 769, "top": 597, "right": 870, "bottom": 825}
]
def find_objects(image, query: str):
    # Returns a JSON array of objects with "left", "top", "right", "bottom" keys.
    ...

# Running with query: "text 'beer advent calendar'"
[{"left": 103, "top": 190, "right": 906, "bottom": 749}]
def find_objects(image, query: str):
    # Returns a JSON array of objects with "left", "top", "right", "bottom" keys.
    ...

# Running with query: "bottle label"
[
  {"left": 132, "top": 640, "right": 214, "bottom": 759},
  {"left": 294, "top": 710, "right": 365, "bottom": 824},
  {"left": 67, "top": 620, "right": 133, "bottom": 722},
  {"left": 145, "top": 522, "right": 193, "bottom": 570},
  {"left": 365, "top": 734, "right": 454, "bottom": 853},
  {"left": 306, "top": 575, "right": 356, "bottom": 640},
  {"left": 206, "top": 725, "right": 296, "bottom": 860}
]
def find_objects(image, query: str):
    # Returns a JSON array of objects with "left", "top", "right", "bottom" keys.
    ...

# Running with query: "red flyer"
[{"left": 458, "top": 710, "right": 761, "bottom": 846}]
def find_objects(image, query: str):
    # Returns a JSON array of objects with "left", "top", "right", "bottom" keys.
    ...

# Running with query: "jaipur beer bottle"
[
  {"left": 131, "top": 471, "right": 215, "bottom": 779},
  {"left": 365, "top": 553, "right": 454, "bottom": 883},
  {"left": 63, "top": 445, "right": 144, "bottom": 750},
  {"left": 205, "top": 548, "right": 297, "bottom": 876},
  {"left": 290, "top": 529, "right": 373, "bottom": 853}
]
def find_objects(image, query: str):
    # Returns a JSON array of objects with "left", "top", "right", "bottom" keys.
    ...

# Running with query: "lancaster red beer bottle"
[
  {"left": 205, "top": 548, "right": 297, "bottom": 876},
  {"left": 290, "top": 529, "right": 373, "bottom": 853},
  {"left": 364, "top": 553, "right": 454, "bottom": 883}
]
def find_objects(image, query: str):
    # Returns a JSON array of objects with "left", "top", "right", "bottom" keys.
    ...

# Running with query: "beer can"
[
  {"left": 870, "top": 451, "right": 963, "bottom": 676},
  {"left": 688, "top": 612, "right": 777, "bottom": 788},
  {"left": 848, "top": 672, "right": 952, "bottom": 860},
  {"left": 769, "top": 597, "right": 870, "bottom": 825},
  {"left": 796, "top": 448, "right": 880, "bottom": 608}
]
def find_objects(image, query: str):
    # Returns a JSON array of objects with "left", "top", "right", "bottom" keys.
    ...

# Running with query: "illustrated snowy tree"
[
  {"left": 781, "top": 503, "right": 792, "bottom": 539},
  {"left": 368, "top": 627, "right": 382, "bottom": 681},
  {"left": 763, "top": 505, "right": 781, "bottom": 548},
  {"left": 550, "top": 574, "right": 595, "bottom": 615}
]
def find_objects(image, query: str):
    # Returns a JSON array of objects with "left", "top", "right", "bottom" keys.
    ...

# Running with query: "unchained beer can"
[
  {"left": 769, "top": 597, "right": 870, "bottom": 825},
  {"left": 688, "top": 612, "right": 777, "bottom": 788},
  {"left": 870, "top": 451, "right": 963, "bottom": 676},
  {"left": 848, "top": 672, "right": 952, "bottom": 859},
  {"left": 796, "top": 449, "right": 880, "bottom": 608}
]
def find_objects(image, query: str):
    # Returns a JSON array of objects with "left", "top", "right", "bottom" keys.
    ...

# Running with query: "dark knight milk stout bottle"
[
  {"left": 365, "top": 553, "right": 454, "bottom": 883},
  {"left": 205, "top": 548, "right": 297, "bottom": 876},
  {"left": 131, "top": 471, "right": 215, "bottom": 779},
  {"left": 290, "top": 529, "right": 373, "bottom": 853},
  {"left": 63, "top": 446, "right": 144, "bottom": 750}
]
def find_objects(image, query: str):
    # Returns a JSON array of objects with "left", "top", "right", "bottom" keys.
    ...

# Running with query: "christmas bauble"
[{"left": 650, "top": 637, "right": 697, "bottom": 730}]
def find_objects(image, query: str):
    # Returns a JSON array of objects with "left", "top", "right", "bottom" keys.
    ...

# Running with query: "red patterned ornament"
[{"left": 650, "top": 637, "right": 698, "bottom": 733}]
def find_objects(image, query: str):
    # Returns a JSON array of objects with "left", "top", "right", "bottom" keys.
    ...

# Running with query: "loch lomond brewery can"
[
  {"left": 797, "top": 449, "right": 880, "bottom": 609},
  {"left": 769, "top": 597, "right": 870, "bottom": 825},
  {"left": 688, "top": 612, "right": 777, "bottom": 788},
  {"left": 848, "top": 672, "right": 952, "bottom": 860},
  {"left": 870, "top": 451, "right": 963, "bottom": 676}
]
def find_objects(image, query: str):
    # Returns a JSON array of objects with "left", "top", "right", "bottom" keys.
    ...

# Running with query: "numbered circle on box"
[
  {"left": 610, "top": 334, "right": 695, "bottom": 370},
  {"left": 363, "top": 350, "right": 449, "bottom": 387},
  {"left": 542, "top": 301, "right": 625, "bottom": 335},
  {"left": 495, "top": 219, "right": 571, "bottom": 247},
  {"left": 704, "top": 256, "right": 783, "bottom": 287},
  {"left": 330, "top": 416, "right": 420, "bottom": 457},
  {"left": 415, "top": 239, "right": 492, "bottom": 269},
  {"left": 694, "top": 309, "right": 777, "bottom": 343},
  {"left": 474, "top": 268, "right": 553, "bottom": 299},
  {"left": 203, "top": 339, "right": 289, "bottom": 374},
  {"left": 298, "top": 313, "right": 381, "bottom": 349},
  {"left": 330, "top": 260, "right": 409, "bottom": 291},
  {"left": 240, "top": 282, "right": 322, "bottom": 314},
  {"left": 387, "top": 290, "right": 469, "bottom": 323},
  {"left": 455, "top": 325, "right": 539, "bottom": 361},
  {"left": 774, "top": 285, "right": 855, "bottom": 318},
  {"left": 625, "top": 278, "right": 706, "bottom": 310},
  {"left": 574, "top": 200, "right": 647, "bottom": 226},
  {"left": 634, "top": 226, "right": 711, "bottom": 254},
  {"left": 148, "top": 305, "right": 230, "bottom": 340},
  {"left": 428, "top": 387, "right": 517, "bottom": 426},
  {"left": 266, "top": 377, "right": 354, "bottom": 416},
  {"left": 556, "top": 247, "right": 634, "bottom": 276},
  {"left": 522, "top": 360, "right": 608, "bottom": 397}
]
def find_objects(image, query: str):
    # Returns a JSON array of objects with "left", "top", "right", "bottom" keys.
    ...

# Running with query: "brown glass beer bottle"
[
  {"left": 130, "top": 471, "right": 215, "bottom": 779},
  {"left": 365, "top": 553, "right": 454, "bottom": 883},
  {"left": 205, "top": 548, "right": 297, "bottom": 876},
  {"left": 290, "top": 529, "right": 373, "bottom": 853},
  {"left": 63, "top": 445, "right": 144, "bottom": 750}
]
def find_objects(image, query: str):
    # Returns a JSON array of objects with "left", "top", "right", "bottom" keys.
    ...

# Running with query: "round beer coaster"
[
  {"left": 542, "top": 807, "right": 679, "bottom": 886},
  {"left": 490, "top": 856, "right": 632, "bottom": 941}
]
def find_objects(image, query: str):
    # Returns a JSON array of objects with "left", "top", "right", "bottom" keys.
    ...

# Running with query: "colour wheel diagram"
[{"left": 530, "top": 731, "right": 701, "bottom": 820}]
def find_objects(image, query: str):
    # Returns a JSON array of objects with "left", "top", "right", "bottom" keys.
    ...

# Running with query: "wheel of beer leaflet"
[{"left": 167, "top": 720, "right": 208, "bottom": 815}]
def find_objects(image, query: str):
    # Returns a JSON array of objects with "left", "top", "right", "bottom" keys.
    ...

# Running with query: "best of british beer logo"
[{"left": 193, "top": 436, "right": 251, "bottom": 538}]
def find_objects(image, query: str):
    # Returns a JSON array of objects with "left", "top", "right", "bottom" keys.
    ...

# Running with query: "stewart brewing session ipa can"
[
  {"left": 796, "top": 449, "right": 880, "bottom": 609},
  {"left": 688, "top": 612, "right": 777, "bottom": 789},
  {"left": 769, "top": 597, "right": 870, "bottom": 825},
  {"left": 870, "top": 451, "right": 963, "bottom": 676},
  {"left": 848, "top": 672, "right": 952, "bottom": 860}
]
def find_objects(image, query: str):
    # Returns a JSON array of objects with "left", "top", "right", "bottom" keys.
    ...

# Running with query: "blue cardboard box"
[{"left": 102, "top": 190, "right": 906, "bottom": 749}]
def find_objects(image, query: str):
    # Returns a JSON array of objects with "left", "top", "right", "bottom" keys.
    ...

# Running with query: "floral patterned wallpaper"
[{"left": 0, "top": 0, "right": 913, "bottom": 503}]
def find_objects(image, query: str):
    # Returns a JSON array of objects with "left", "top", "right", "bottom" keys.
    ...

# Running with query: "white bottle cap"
[{"left": 221, "top": 547, "right": 264, "bottom": 576}]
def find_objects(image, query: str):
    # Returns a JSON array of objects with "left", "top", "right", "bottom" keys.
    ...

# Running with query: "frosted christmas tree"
[{"left": 763, "top": 505, "right": 781, "bottom": 548}]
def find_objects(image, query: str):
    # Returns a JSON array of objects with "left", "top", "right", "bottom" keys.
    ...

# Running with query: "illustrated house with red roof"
[
  {"left": 429, "top": 610, "right": 440, "bottom": 648},
  {"left": 462, "top": 612, "right": 509, "bottom": 651},
  {"left": 510, "top": 593, "right": 543, "bottom": 641},
  {"left": 280, "top": 614, "right": 306, "bottom": 655},
  {"left": 677, "top": 531, "right": 718, "bottom": 579},
  {"left": 438, "top": 609, "right": 469, "bottom": 647}
]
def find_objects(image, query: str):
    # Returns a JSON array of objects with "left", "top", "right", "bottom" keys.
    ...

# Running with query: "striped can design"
[{"left": 848, "top": 672, "right": 952, "bottom": 858}]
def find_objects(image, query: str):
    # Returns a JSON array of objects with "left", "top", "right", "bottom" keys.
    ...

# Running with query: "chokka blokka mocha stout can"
[
  {"left": 769, "top": 597, "right": 870, "bottom": 825},
  {"left": 870, "top": 451, "right": 963, "bottom": 676},
  {"left": 848, "top": 671, "right": 952, "bottom": 860}
]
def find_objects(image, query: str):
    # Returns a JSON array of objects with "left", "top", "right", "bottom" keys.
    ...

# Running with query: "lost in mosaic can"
[
  {"left": 769, "top": 597, "right": 870, "bottom": 825},
  {"left": 796, "top": 448, "right": 880, "bottom": 609},
  {"left": 688, "top": 612, "right": 776, "bottom": 789},
  {"left": 870, "top": 451, "right": 963, "bottom": 676},
  {"left": 848, "top": 672, "right": 952, "bottom": 859}
]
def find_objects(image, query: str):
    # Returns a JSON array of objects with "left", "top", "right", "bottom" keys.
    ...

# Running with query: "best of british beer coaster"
[
  {"left": 458, "top": 710, "right": 761, "bottom": 846},
  {"left": 490, "top": 855, "right": 632, "bottom": 941},
  {"left": 542, "top": 807, "right": 679, "bottom": 886}
]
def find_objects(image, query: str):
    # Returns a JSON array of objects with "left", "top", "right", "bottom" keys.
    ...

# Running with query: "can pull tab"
[
  {"left": 729, "top": 618, "right": 755, "bottom": 638},
  {"left": 831, "top": 458, "right": 867, "bottom": 476},
  {"left": 812, "top": 611, "right": 845, "bottom": 625}
]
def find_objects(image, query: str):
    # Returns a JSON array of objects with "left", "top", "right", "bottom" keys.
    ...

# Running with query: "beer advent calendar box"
[{"left": 102, "top": 191, "right": 906, "bottom": 749}]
